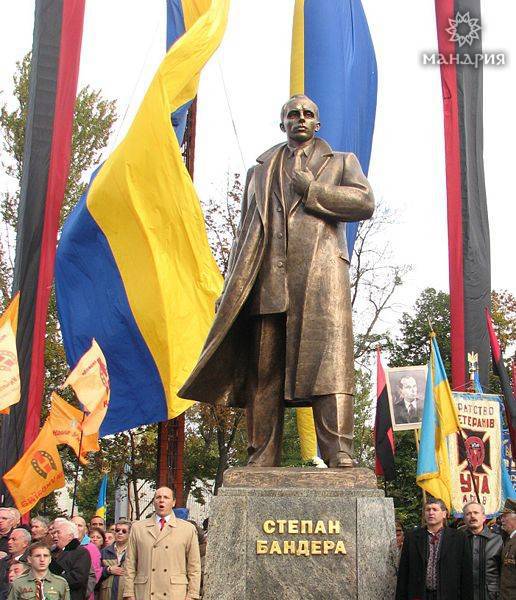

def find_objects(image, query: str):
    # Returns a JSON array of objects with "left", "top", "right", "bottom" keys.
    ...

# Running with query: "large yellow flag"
[
  {"left": 3, "top": 421, "right": 65, "bottom": 513},
  {"left": 0, "top": 293, "right": 20, "bottom": 413},
  {"left": 63, "top": 339, "right": 109, "bottom": 435},
  {"left": 48, "top": 392, "right": 99, "bottom": 465}
]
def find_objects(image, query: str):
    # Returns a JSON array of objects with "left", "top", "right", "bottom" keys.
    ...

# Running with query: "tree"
[
  {"left": 351, "top": 202, "right": 410, "bottom": 364},
  {"left": 389, "top": 288, "right": 451, "bottom": 371},
  {"left": 74, "top": 426, "right": 158, "bottom": 521}
]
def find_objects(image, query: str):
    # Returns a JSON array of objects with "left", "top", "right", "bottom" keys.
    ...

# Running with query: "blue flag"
[{"left": 95, "top": 474, "right": 108, "bottom": 520}]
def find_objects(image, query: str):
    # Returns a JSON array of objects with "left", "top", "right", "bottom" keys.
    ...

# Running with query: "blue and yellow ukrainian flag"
[
  {"left": 95, "top": 474, "right": 108, "bottom": 520},
  {"left": 55, "top": 0, "right": 229, "bottom": 435},
  {"left": 291, "top": 0, "right": 377, "bottom": 460},
  {"left": 417, "top": 333, "right": 461, "bottom": 510}
]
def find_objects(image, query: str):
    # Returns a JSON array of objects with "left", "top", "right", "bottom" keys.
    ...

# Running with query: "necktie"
[
  {"left": 408, "top": 403, "right": 416, "bottom": 422},
  {"left": 36, "top": 579, "right": 44, "bottom": 600},
  {"left": 293, "top": 147, "right": 303, "bottom": 173},
  {"left": 159, "top": 517, "right": 166, "bottom": 530}
]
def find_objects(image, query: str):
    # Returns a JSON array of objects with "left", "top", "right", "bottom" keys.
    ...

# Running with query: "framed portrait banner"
[
  {"left": 448, "top": 393, "right": 502, "bottom": 516},
  {"left": 385, "top": 365, "right": 427, "bottom": 432}
]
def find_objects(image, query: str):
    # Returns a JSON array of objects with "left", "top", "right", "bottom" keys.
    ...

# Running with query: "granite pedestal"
[{"left": 203, "top": 467, "right": 397, "bottom": 600}]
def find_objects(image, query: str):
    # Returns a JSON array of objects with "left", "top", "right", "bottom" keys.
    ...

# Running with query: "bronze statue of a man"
[{"left": 179, "top": 95, "right": 374, "bottom": 468}]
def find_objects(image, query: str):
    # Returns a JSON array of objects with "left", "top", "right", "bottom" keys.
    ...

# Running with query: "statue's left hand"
[{"left": 292, "top": 168, "right": 314, "bottom": 195}]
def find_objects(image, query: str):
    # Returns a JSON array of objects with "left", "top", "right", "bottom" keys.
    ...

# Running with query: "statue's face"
[{"left": 280, "top": 97, "right": 320, "bottom": 145}]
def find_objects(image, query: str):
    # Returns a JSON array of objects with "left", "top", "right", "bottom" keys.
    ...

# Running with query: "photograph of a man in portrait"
[{"left": 385, "top": 365, "right": 428, "bottom": 432}]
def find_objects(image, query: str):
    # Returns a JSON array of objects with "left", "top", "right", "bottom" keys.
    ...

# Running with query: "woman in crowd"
[
  {"left": 89, "top": 527, "right": 106, "bottom": 551},
  {"left": 99, "top": 521, "right": 130, "bottom": 600}
]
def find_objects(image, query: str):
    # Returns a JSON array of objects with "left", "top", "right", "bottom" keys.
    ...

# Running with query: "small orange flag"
[
  {"left": 63, "top": 339, "right": 110, "bottom": 435},
  {"left": 3, "top": 421, "right": 65, "bottom": 513},
  {"left": 0, "top": 293, "right": 20, "bottom": 413},
  {"left": 48, "top": 392, "right": 99, "bottom": 464}
]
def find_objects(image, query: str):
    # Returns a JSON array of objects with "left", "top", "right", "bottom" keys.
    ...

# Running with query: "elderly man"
[
  {"left": 124, "top": 486, "right": 201, "bottom": 600},
  {"left": 0, "top": 528, "right": 31, "bottom": 600},
  {"left": 49, "top": 520, "right": 91, "bottom": 600},
  {"left": 30, "top": 516, "right": 52, "bottom": 546},
  {"left": 396, "top": 498, "right": 473, "bottom": 599},
  {"left": 500, "top": 498, "right": 516, "bottom": 600},
  {"left": 180, "top": 94, "right": 375, "bottom": 468},
  {"left": 0, "top": 509, "right": 17, "bottom": 555},
  {"left": 462, "top": 501, "right": 502, "bottom": 599}
]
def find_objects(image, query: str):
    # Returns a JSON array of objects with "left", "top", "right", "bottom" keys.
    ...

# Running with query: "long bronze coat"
[{"left": 179, "top": 138, "right": 374, "bottom": 407}]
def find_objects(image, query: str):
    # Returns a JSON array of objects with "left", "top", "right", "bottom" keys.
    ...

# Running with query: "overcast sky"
[{"left": 1, "top": 1, "right": 514, "bottom": 336}]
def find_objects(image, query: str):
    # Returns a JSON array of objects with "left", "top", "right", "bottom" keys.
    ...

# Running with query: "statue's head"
[{"left": 280, "top": 94, "right": 320, "bottom": 145}]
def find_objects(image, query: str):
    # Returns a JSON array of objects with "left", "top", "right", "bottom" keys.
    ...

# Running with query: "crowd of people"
[
  {"left": 0, "top": 487, "right": 207, "bottom": 600},
  {"left": 0, "top": 488, "right": 515, "bottom": 599}
]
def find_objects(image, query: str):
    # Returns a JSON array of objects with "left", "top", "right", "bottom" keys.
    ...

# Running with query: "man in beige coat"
[{"left": 123, "top": 487, "right": 201, "bottom": 600}]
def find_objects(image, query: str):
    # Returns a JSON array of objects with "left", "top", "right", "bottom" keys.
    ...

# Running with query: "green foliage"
[
  {"left": 74, "top": 426, "right": 158, "bottom": 520},
  {"left": 281, "top": 409, "right": 303, "bottom": 466},
  {"left": 384, "top": 431, "right": 422, "bottom": 528},
  {"left": 388, "top": 288, "right": 451, "bottom": 371}
]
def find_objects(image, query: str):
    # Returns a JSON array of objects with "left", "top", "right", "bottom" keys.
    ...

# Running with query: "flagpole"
[
  {"left": 70, "top": 411, "right": 86, "bottom": 517},
  {"left": 414, "top": 428, "right": 427, "bottom": 523}
]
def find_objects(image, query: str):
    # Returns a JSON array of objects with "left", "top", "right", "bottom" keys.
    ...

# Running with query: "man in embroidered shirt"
[
  {"left": 124, "top": 486, "right": 201, "bottom": 600},
  {"left": 396, "top": 498, "right": 473, "bottom": 599},
  {"left": 8, "top": 542, "right": 70, "bottom": 600}
]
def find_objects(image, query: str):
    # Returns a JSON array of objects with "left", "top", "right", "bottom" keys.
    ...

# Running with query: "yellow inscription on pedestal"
[
  {"left": 257, "top": 519, "right": 346, "bottom": 556},
  {"left": 256, "top": 539, "right": 347, "bottom": 556},
  {"left": 261, "top": 519, "right": 341, "bottom": 535}
]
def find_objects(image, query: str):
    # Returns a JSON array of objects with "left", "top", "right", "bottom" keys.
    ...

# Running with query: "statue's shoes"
[{"left": 328, "top": 451, "right": 354, "bottom": 468}]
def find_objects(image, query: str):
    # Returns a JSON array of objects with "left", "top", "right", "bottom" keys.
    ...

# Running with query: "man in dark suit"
[
  {"left": 396, "top": 498, "right": 473, "bottom": 599},
  {"left": 393, "top": 375, "right": 423, "bottom": 425}
]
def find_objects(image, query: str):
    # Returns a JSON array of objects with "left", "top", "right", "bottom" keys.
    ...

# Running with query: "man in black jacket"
[
  {"left": 396, "top": 498, "right": 473, "bottom": 600},
  {"left": 463, "top": 501, "right": 502, "bottom": 599},
  {"left": 50, "top": 520, "right": 91, "bottom": 600}
]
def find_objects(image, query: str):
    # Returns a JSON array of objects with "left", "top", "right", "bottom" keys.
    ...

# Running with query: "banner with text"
[{"left": 448, "top": 393, "right": 502, "bottom": 515}]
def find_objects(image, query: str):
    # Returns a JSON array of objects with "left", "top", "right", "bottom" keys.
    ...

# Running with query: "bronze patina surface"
[{"left": 179, "top": 95, "right": 375, "bottom": 468}]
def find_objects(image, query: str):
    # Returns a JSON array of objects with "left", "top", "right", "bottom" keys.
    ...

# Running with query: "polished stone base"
[{"left": 203, "top": 467, "right": 397, "bottom": 600}]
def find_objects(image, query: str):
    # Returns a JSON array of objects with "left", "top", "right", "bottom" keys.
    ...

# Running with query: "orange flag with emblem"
[
  {"left": 2, "top": 421, "right": 65, "bottom": 513},
  {"left": 62, "top": 339, "right": 110, "bottom": 435},
  {"left": 48, "top": 392, "right": 99, "bottom": 464},
  {"left": 0, "top": 293, "right": 20, "bottom": 414}
]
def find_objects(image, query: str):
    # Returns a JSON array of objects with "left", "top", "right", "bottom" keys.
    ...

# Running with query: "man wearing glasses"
[{"left": 99, "top": 521, "right": 131, "bottom": 600}]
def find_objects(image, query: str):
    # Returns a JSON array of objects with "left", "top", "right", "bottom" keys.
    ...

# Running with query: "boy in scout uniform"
[{"left": 8, "top": 542, "right": 69, "bottom": 600}]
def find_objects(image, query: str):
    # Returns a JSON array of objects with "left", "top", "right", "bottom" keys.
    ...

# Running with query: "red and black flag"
[
  {"left": 0, "top": 0, "right": 85, "bottom": 501},
  {"left": 434, "top": 0, "right": 491, "bottom": 390},
  {"left": 486, "top": 310, "right": 516, "bottom": 458},
  {"left": 374, "top": 348, "right": 395, "bottom": 481}
]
